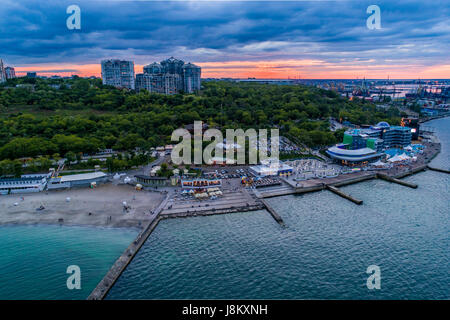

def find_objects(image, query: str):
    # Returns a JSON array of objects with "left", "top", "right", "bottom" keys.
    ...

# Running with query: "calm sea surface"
[
  {"left": 107, "top": 117, "right": 449, "bottom": 299},
  {"left": 0, "top": 225, "right": 137, "bottom": 299}
]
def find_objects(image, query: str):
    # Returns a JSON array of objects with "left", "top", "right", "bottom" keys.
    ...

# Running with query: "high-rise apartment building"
[
  {"left": 0, "top": 59, "right": 6, "bottom": 83},
  {"left": 135, "top": 73, "right": 164, "bottom": 93},
  {"left": 136, "top": 57, "right": 201, "bottom": 94},
  {"left": 183, "top": 63, "right": 201, "bottom": 94},
  {"left": 101, "top": 59, "right": 135, "bottom": 90},
  {"left": 5, "top": 67, "right": 16, "bottom": 79}
]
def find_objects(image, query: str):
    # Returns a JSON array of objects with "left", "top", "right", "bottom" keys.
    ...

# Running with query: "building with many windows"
[
  {"left": 0, "top": 176, "right": 48, "bottom": 195},
  {"left": 0, "top": 59, "right": 16, "bottom": 82},
  {"left": 0, "top": 59, "right": 6, "bottom": 83},
  {"left": 5, "top": 67, "right": 15, "bottom": 79},
  {"left": 136, "top": 57, "right": 201, "bottom": 94},
  {"left": 101, "top": 59, "right": 135, "bottom": 89},
  {"left": 183, "top": 62, "right": 202, "bottom": 94},
  {"left": 135, "top": 73, "right": 163, "bottom": 94},
  {"left": 327, "top": 121, "right": 412, "bottom": 165}
]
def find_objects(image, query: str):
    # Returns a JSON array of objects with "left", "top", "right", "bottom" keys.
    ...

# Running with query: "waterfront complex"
[
  {"left": 327, "top": 121, "right": 412, "bottom": 165},
  {"left": 101, "top": 59, "right": 135, "bottom": 90},
  {"left": 136, "top": 57, "right": 201, "bottom": 94}
]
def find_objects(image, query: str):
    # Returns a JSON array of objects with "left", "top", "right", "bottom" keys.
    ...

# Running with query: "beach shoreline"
[{"left": 0, "top": 184, "right": 165, "bottom": 229}]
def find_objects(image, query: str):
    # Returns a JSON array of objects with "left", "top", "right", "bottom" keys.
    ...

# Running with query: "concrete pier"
[
  {"left": 325, "top": 185, "right": 363, "bottom": 205},
  {"left": 87, "top": 193, "right": 170, "bottom": 300},
  {"left": 161, "top": 203, "right": 265, "bottom": 219},
  {"left": 427, "top": 165, "right": 450, "bottom": 174},
  {"left": 376, "top": 173, "right": 418, "bottom": 189},
  {"left": 87, "top": 215, "right": 161, "bottom": 300},
  {"left": 260, "top": 199, "right": 285, "bottom": 227},
  {"left": 393, "top": 164, "right": 427, "bottom": 179}
]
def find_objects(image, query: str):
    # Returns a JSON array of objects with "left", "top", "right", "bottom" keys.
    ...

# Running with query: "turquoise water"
[
  {"left": 0, "top": 225, "right": 137, "bottom": 299},
  {"left": 107, "top": 117, "right": 449, "bottom": 300}
]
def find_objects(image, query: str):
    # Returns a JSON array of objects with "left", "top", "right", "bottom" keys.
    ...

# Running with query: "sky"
[{"left": 1, "top": 0, "right": 449, "bottom": 79}]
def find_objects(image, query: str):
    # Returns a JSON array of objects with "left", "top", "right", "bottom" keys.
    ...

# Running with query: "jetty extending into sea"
[{"left": 88, "top": 193, "right": 170, "bottom": 300}]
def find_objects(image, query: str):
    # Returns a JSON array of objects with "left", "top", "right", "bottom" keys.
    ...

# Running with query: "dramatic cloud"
[{"left": 1, "top": 0, "right": 449, "bottom": 78}]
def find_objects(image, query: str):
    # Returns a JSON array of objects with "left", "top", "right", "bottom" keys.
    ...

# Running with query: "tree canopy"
[{"left": 0, "top": 77, "right": 400, "bottom": 162}]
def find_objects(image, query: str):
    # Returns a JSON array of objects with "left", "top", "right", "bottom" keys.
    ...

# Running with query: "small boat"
[{"left": 36, "top": 205, "right": 45, "bottom": 211}]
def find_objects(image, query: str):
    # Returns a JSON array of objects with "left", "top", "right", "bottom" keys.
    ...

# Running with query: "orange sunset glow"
[{"left": 13, "top": 61, "right": 450, "bottom": 79}]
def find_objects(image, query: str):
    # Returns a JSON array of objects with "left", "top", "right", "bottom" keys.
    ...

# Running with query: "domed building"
[
  {"left": 374, "top": 121, "right": 391, "bottom": 129},
  {"left": 160, "top": 57, "right": 185, "bottom": 75},
  {"left": 327, "top": 121, "right": 412, "bottom": 166},
  {"left": 371, "top": 121, "right": 391, "bottom": 131}
]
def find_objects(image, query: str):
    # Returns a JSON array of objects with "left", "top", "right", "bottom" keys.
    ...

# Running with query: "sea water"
[{"left": 0, "top": 225, "right": 137, "bottom": 299}]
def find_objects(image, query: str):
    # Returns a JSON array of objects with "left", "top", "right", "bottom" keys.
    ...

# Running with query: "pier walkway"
[
  {"left": 325, "top": 185, "right": 363, "bottom": 205},
  {"left": 260, "top": 198, "right": 285, "bottom": 226},
  {"left": 160, "top": 189, "right": 262, "bottom": 217},
  {"left": 427, "top": 165, "right": 450, "bottom": 174},
  {"left": 87, "top": 192, "right": 170, "bottom": 300},
  {"left": 377, "top": 173, "right": 418, "bottom": 188}
]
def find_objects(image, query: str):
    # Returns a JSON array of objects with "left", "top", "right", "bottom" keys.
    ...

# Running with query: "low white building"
[
  {"left": 47, "top": 172, "right": 108, "bottom": 189},
  {"left": 150, "top": 166, "right": 161, "bottom": 176},
  {"left": 249, "top": 159, "right": 293, "bottom": 177},
  {"left": 0, "top": 176, "right": 47, "bottom": 195}
]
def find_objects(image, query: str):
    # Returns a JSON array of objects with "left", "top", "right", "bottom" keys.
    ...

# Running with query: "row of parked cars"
[{"left": 206, "top": 168, "right": 253, "bottom": 179}]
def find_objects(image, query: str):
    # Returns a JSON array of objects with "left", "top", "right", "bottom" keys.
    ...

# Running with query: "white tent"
[
  {"left": 398, "top": 153, "right": 411, "bottom": 160},
  {"left": 371, "top": 160, "right": 388, "bottom": 167},
  {"left": 388, "top": 154, "right": 403, "bottom": 162}
]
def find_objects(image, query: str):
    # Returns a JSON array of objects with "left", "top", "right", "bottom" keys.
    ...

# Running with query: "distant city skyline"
[{"left": 1, "top": 1, "right": 449, "bottom": 79}]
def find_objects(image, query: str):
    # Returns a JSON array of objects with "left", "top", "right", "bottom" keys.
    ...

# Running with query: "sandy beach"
[{"left": 0, "top": 184, "right": 165, "bottom": 228}]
